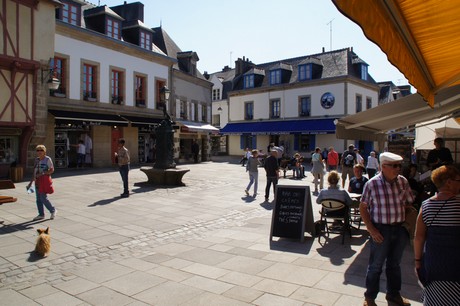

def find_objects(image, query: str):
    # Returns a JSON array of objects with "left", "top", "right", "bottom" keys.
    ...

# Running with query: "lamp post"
[{"left": 154, "top": 86, "right": 176, "bottom": 169}]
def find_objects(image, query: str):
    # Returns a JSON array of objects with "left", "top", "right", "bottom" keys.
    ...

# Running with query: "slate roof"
[
  {"left": 83, "top": 5, "right": 124, "bottom": 20},
  {"left": 123, "top": 20, "right": 153, "bottom": 32},
  {"left": 152, "top": 26, "right": 207, "bottom": 80},
  {"left": 209, "top": 48, "right": 378, "bottom": 98},
  {"left": 244, "top": 68, "right": 265, "bottom": 76}
]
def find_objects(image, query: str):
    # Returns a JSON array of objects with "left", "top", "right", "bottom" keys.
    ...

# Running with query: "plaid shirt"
[{"left": 361, "top": 173, "right": 414, "bottom": 224}]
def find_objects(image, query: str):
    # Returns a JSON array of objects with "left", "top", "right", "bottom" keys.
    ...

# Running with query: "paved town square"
[{"left": 0, "top": 159, "right": 423, "bottom": 306}]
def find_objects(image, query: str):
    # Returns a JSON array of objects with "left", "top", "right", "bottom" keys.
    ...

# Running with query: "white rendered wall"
[
  {"left": 174, "top": 77, "right": 211, "bottom": 105},
  {"left": 55, "top": 34, "right": 169, "bottom": 108},
  {"left": 229, "top": 82, "right": 367, "bottom": 121}
]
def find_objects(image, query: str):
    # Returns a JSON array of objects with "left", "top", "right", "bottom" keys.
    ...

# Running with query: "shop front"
[
  {"left": 50, "top": 110, "right": 129, "bottom": 168},
  {"left": 175, "top": 121, "right": 219, "bottom": 163},
  {"left": 0, "top": 131, "right": 20, "bottom": 180},
  {"left": 49, "top": 110, "right": 164, "bottom": 168},
  {"left": 122, "top": 115, "right": 161, "bottom": 164}
]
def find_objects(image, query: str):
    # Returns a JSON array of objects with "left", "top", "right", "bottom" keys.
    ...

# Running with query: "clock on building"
[{"left": 320, "top": 92, "right": 335, "bottom": 109}]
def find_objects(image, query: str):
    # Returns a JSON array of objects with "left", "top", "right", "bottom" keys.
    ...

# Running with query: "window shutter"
[
  {"left": 191, "top": 103, "right": 195, "bottom": 121},
  {"left": 196, "top": 103, "right": 203, "bottom": 121},
  {"left": 294, "top": 135, "right": 299, "bottom": 151},
  {"left": 207, "top": 105, "right": 211, "bottom": 123},
  {"left": 309, "top": 135, "right": 316, "bottom": 151},
  {"left": 175, "top": 99, "right": 180, "bottom": 117}
]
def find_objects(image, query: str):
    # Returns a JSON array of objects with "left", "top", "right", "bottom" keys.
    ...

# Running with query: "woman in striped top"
[{"left": 414, "top": 165, "right": 460, "bottom": 305}]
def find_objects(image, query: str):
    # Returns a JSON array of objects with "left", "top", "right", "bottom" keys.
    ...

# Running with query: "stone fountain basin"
[{"left": 140, "top": 167, "right": 190, "bottom": 186}]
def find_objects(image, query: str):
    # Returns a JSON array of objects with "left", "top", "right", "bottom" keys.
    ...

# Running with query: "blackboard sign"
[{"left": 270, "top": 185, "right": 313, "bottom": 242}]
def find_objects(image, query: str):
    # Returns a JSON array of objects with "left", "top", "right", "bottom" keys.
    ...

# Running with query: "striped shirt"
[
  {"left": 361, "top": 173, "right": 414, "bottom": 224},
  {"left": 421, "top": 196, "right": 460, "bottom": 226}
]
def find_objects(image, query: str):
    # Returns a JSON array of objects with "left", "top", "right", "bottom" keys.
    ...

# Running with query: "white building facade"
[
  {"left": 47, "top": 1, "right": 175, "bottom": 168},
  {"left": 214, "top": 49, "right": 380, "bottom": 158}
]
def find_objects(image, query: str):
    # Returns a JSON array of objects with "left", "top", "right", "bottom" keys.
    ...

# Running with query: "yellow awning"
[{"left": 333, "top": 0, "right": 460, "bottom": 108}]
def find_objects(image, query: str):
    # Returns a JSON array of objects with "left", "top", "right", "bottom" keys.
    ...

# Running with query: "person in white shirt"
[
  {"left": 355, "top": 148, "right": 364, "bottom": 167},
  {"left": 366, "top": 151, "right": 380, "bottom": 178}
]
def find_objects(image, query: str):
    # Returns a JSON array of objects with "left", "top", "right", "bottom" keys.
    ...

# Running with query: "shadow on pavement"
[
  {"left": 259, "top": 201, "right": 274, "bottom": 210},
  {"left": 269, "top": 237, "right": 315, "bottom": 255},
  {"left": 0, "top": 219, "right": 45, "bottom": 234},
  {"left": 27, "top": 251, "right": 46, "bottom": 262},
  {"left": 88, "top": 196, "right": 121, "bottom": 206}
]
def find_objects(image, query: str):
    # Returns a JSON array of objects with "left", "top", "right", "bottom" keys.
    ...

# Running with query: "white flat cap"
[{"left": 379, "top": 152, "right": 403, "bottom": 164}]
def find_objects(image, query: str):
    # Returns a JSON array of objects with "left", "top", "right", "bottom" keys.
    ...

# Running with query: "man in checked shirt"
[{"left": 360, "top": 152, "right": 414, "bottom": 306}]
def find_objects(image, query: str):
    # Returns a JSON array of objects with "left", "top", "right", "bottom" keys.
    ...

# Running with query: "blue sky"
[{"left": 100, "top": 0, "right": 409, "bottom": 87}]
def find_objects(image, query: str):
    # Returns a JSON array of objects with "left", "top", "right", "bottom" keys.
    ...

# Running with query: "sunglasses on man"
[{"left": 383, "top": 164, "right": 402, "bottom": 169}]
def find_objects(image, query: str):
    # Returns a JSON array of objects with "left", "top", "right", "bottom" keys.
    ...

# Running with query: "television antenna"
[{"left": 326, "top": 19, "right": 335, "bottom": 51}]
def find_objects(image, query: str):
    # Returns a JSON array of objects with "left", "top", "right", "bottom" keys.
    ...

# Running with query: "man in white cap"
[{"left": 359, "top": 152, "right": 414, "bottom": 306}]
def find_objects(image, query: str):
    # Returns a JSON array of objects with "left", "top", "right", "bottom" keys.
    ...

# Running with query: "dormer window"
[
  {"left": 298, "top": 64, "right": 312, "bottom": 81},
  {"left": 106, "top": 18, "right": 120, "bottom": 39},
  {"left": 361, "top": 64, "right": 368, "bottom": 81},
  {"left": 140, "top": 31, "right": 152, "bottom": 50},
  {"left": 270, "top": 69, "right": 281, "bottom": 85},
  {"left": 244, "top": 74, "right": 254, "bottom": 89},
  {"left": 59, "top": 1, "right": 80, "bottom": 26}
]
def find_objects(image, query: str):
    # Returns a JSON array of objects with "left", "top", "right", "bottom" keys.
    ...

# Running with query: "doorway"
[{"left": 111, "top": 128, "right": 122, "bottom": 164}]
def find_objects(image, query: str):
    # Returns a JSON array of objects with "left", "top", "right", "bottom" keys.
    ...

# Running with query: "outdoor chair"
[{"left": 318, "top": 199, "right": 352, "bottom": 244}]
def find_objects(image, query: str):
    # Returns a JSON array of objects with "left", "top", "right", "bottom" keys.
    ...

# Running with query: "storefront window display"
[{"left": 0, "top": 136, "right": 18, "bottom": 178}]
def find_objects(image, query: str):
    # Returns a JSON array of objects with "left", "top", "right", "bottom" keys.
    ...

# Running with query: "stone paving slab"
[{"left": 0, "top": 159, "right": 423, "bottom": 305}]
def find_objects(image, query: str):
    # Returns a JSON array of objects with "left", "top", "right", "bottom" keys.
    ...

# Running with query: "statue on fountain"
[{"left": 141, "top": 86, "right": 189, "bottom": 185}]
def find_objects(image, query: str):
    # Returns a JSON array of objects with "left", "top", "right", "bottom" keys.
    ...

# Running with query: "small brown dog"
[{"left": 35, "top": 227, "right": 51, "bottom": 257}]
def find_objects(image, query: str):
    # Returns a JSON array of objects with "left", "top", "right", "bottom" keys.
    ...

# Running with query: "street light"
[
  {"left": 160, "top": 86, "right": 170, "bottom": 103},
  {"left": 217, "top": 106, "right": 223, "bottom": 114},
  {"left": 41, "top": 58, "right": 60, "bottom": 90}
]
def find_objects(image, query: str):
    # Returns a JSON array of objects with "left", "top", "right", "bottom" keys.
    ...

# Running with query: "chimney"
[
  {"left": 203, "top": 71, "right": 209, "bottom": 80},
  {"left": 322, "top": 47, "right": 325, "bottom": 53},
  {"left": 235, "top": 57, "right": 253, "bottom": 76}
]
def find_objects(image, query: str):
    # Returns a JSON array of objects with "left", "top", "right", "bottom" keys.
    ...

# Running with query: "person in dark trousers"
[
  {"left": 264, "top": 150, "right": 279, "bottom": 202},
  {"left": 360, "top": 152, "right": 414, "bottom": 306},
  {"left": 341, "top": 144, "right": 357, "bottom": 188},
  {"left": 115, "top": 138, "right": 130, "bottom": 197},
  {"left": 192, "top": 140, "right": 200, "bottom": 163}
]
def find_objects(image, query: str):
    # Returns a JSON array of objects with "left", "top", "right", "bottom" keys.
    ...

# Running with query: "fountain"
[{"left": 140, "top": 86, "right": 189, "bottom": 185}]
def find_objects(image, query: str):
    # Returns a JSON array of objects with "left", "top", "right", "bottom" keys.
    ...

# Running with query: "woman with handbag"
[
  {"left": 27, "top": 145, "right": 57, "bottom": 221},
  {"left": 414, "top": 165, "right": 460, "bottom": 305}
]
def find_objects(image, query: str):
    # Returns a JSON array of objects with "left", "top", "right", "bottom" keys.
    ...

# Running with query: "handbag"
[{"left": 38, "top": 175, "right": 54, "bottom": 194}]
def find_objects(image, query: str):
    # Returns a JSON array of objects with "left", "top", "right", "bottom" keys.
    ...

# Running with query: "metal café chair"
[{"left": 318, "top": 199, "right": 352, "bottom": 244}]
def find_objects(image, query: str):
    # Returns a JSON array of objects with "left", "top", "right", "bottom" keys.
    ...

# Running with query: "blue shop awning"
[{"left": 220, "top": 118, "right": 336, "bottom": 135}]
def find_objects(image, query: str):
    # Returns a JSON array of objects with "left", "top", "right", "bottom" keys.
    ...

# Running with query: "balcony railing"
[
  {"left": 112, "top": 96, "right": 123, "bottom": 105},
  {"left": 136, "top": 99, "right": 146, "bottom": 107}
]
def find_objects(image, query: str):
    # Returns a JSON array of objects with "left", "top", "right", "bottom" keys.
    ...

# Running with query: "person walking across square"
[
  {"left": 264, "top": 150, "right": 279, "bottom": 202},
  {"left": 360, "top": 152, "right": 414, "bottom": 306},
  {"left": 341, "top": 144, "right": 357, "bottom": 188},
  {"left": 366, "top": 151, "right": 380, "bottom": 178},
  {"left": 245, "top": 149, "right": 261, "bottom": 197},
  {"left": 28, "top": 145, "right": 57, "bottom": 221},
  {"left": 327, "top": 146, "right": 339, "bottom": 171}
]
